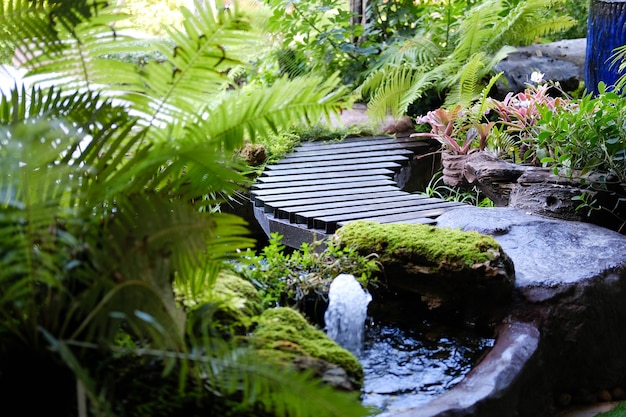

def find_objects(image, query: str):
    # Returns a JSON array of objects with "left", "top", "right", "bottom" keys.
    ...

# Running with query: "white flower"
[{"left": 530, "top": 71, "right": 545, "bottom": 84}]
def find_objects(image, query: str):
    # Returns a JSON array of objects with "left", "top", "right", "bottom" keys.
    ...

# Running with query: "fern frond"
[
  {"left": 366, "top": 65, "right": 435, "bottom": 120},
  {"left": 73, "top": 279, "right": 186, "bottom": 350},
  {"left": 124, "top": 2, "right": 263, "bottom": 134},
  {"left": 0, "top": 117, "right": 87, "bottom": 343},
  {"left": 14, "top": 2, "right": 143, "bottom": 94},
  {"left": 521, "top": 16, "right": 577, "bottom": 43},
  {"left": 1, "top": 0, "right": 97, "bottom": 62},
  {"left": 477, "top": 71, "right": 504, "bottom": 115},
  {"left": 203, "top": 74, "right": 349, "bottom": 147},
  {"left": 372, "top": 36, "right": 444, "bottom": 70},
  {"left": 453, "top": 0, "right": 504, "bottom": 58},
  {"left": 200, "top": 343, "right": 370, "bottom": 417},
  {"left": 445, "top": 53, "right": 485, "bottom": 109},
  {"left": 176, "top": 213, "right": 254, "bottom": 296},
  {"left": 444, "top": 47, "right": 512, "bottom": 109},
  {"left": 490, "top": 0, "right": 575, "bottom": 47}
]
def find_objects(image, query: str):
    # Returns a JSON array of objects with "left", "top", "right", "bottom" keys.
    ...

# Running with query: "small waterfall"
[{"left": 324, "top": 274, "right": 372, "bottom": 356}]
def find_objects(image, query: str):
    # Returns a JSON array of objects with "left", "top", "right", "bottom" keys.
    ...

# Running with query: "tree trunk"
[
  {"left": 349, "top": 0, "right": 367, "bottom": 43},
  {"left": 585, "top": 0, "right": 626, "bottom": 93}
]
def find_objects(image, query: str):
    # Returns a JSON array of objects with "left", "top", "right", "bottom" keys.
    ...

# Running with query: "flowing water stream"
[{"left": 325, "top": 274, "right": 495, "bottom": 415}]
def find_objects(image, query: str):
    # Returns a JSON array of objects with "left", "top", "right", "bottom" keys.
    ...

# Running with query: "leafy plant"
[
  {"left": 488, "top": 75, "right": 576, "bottom": 162},
  {"left": 412, "top": 104, "right": 494, "bottom": 154},
  {"left": 0, "top": 1, "right": 368, "bottom": 415},
  {"left": 534, "top": 83, "right": 626, "bottom": 184},
  {"left": 611, "top": 44, "right": 626, "bottom": 92},
  {"left": 411, "top": 73, "right": 501, "bottom": 154},
  {"left": 262, "top": 0, "right": 377, "bottom": 85},
  {"left": 235, "top": 233, "right": 380, "bottom": 311},
  {"left": 421, "top": 171, "right": 494, "bottom": 207},
  {"left": 359, "top": 0, "right": 575, "bottom": 119}
]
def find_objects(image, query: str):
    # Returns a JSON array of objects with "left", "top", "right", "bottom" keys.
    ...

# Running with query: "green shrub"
[
  {"left": 535, "top": 83, "right": 626, "bottom": 185},
  {"left": 235, "top": 233, "right": 380, "bottom": 310}
]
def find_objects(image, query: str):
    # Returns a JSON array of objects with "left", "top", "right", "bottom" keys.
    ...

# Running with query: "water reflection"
[{"left": 360, "top": 320, "right": 494, "bottom": 415}]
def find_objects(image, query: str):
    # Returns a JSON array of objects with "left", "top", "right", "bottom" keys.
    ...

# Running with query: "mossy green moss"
[
  {"left": 180, "top": 271, "right": 264, "bottom": 337},
  {"left": 212, "top": 271, "right": 264, "bottom": 317},
  {"left": 253, "top": 307, "right": 363, "bottom": 384},
  {"left": 335, "top": 221, "right": 502, "bottom": 269}
]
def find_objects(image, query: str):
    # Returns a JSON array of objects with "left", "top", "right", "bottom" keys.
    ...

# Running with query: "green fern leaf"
[
  {"left": 204, "top": 74, "right": 349, "bottom": 147},
  {"left": 367, "top": 65, "right": 435, "bottom": 119}
]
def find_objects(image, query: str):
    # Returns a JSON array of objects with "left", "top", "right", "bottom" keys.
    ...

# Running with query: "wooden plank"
[
  {"left": 263, "top": 190, "right": 408, "bottom": 214},
  {"left": 295, "top": 196, "right": 442, "bottom": 226},
  {"left": 273, "top": 192, "right": 423, "bottom": 219},
  {"left": 338, "top": 216, "right": 438, "bottom": 229},
  {"left": 251, "top": 185, "right": 401, "bottom": 206},
  {"left": 337, "top": 205, "right": 465, "bottom": 227},
  {"left": 260, "top": 161, "right": 402, "bottom": 176},
  {"left": 262, "top": 155, "right": 409, "bottom": 171},
  {"left": 250, "top": 179, "right": 396, "bottom": 197},
  {"left": 283, "top": 144, "right": 422, "bottom": 159},
  {"left": 314, "top": 201, "right": 465, "bottom": 233},
  {"left": 278, "top": 148, "right": 415, "bottom": 164},
  {"left": 252, "top": 174, "right": 392, "bottom": 190},
  {"left": 296, "top": 136, "right": 428, "bottom": 150},
  {"left": 257, "top": 168, "right": 395, "bottom": 183},
  {"left": 288, "top": 141, "right": 429, "bottom": 157}
]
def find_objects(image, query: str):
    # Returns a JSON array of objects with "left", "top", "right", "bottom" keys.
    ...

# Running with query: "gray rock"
[
  {"left": 418, "top": 205, "right": 626, "bottom": 417},
  {"left": 492, "top": 38, "right": 586, "bottom": 98},
  {"left": 436, "top": 206, "right": 626, "bottom": 301}
]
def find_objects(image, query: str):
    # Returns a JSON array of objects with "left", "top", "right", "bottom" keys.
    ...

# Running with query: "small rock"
[
  {"left": 611, "top": 387, "right": 626, "bottom": 400},
  {"left": 597, "top": 389, "right": 612, "bottom": 402},
  {"left": 238, "top": 142, "right": 267, "bottom": 166},
  {"left": 557, "top": 392, "right": 572, "bottom": 407},
  {"left": 383, "top": 116, "right": 414, "bottom": 135},
  {"left": 576, "top": 388, "right": 597, "bottom": 404}
]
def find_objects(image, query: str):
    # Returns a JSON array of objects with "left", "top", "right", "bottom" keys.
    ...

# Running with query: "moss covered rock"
[
  {"left": 253, "top": 307, "right": 363, "bottom": 390},
  {"left": 334, "top": 221, "right": 515, "bottom": 320}
]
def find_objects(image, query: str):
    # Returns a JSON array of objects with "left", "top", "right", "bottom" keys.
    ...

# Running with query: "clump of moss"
[
  {"left": 334, "top": 221, "right": 502, "bottom": 269},
  {"left": 253, "top": 307, "right": 363, "bottom": 386},
  {"left": 180, "top": 272, "right": 264, "bottom": 337},
  {"left": 212, "top": 271, "right": 264, "bottom": 317}
]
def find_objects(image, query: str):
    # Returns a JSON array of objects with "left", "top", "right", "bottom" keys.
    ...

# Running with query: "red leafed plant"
[{"left": 412, "top": 105, "right": 494, "bottom": 155}]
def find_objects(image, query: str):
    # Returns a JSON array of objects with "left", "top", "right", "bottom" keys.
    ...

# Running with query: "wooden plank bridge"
[{"left": 251, "top": 136, "right": 466, "bottom": 248}]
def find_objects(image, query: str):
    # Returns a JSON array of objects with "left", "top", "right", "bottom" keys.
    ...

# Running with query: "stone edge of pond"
[{"left": 389, "top": 321, "right": 541, "bottom": 417}]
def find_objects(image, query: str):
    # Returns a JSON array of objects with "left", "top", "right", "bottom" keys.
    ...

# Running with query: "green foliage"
[
  {"left": 253, "top": 307, "right": 364, "bottom": 384},
  {"left": 534, "top": 83, "right": 626, "bottom": 184},
  {"left": 235, "top": 233, "right": 380, "bottom": 310},
  {"left": 359, "top": 0, "right": 575, "bottom": 119},
  {"left": 596, "top": 399, "right": 626, "bottom": 417},
  {"left": 422, "top": 171, "right": 494, "bottom": 207},
  {"left": 0, "top": 0, "right": 365, "bottom": 415},
  {"left": 487, "top": 77, "right": 575, "bottom": 162},
  {"left": 549, "top": 0, "right": 589, "bottom": 40},
  {"left": 263, "top": 0, "right": 378, "bottom": 85},
  {"left": 612, "top": 45, "right": 626, "bottom": 92}
]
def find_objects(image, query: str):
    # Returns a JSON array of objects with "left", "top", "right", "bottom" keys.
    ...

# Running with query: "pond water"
[
  {"left": 322, "top": 274, "right": 495, "bottom": 415},
  {"left": 359, "top": 318, "right": 495, "bottom": 416}
]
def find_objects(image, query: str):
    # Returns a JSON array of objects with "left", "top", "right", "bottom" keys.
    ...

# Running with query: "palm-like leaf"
[
  {"left": 205, "top": 74, "right": 350, "bottom": 146},
  {"left": 1, "top": 0, "right": 360, "bottom": 415},
  {"left": 494, "top": 0, "right": 576, "bottom": 47},
  {"left": 365, "top": 66, "right": 439, "bottom": 119},
  {"left": 361, "top": 0, "right": 575, "bottom": 118}
]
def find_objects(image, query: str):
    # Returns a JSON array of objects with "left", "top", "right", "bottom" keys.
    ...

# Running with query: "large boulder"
[
  {"left": 333, "top": 221, "right": 515, "bottom": 320},
  {"left": 436, "top": 206, "right": 626, "bottom": 414}
]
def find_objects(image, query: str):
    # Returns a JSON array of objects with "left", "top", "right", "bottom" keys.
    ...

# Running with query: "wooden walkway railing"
[{"left": 251, "top": 136, "right": 465, "bottom": 248}]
